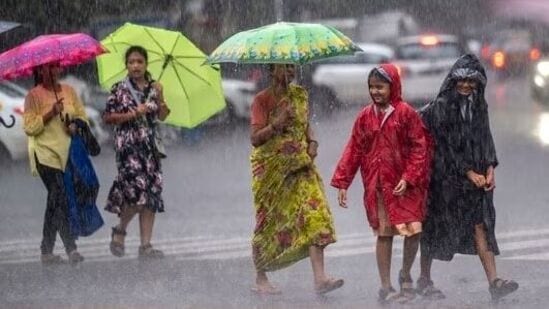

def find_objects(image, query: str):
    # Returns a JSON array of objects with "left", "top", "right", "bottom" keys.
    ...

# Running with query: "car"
[
  {"left": 311, "top": 43, "right": 395, "bottom": 106},
  {"left": 483, "top": 29, "right": 541, "bottom": 79},
  {"left": 0, "top": 81, "right": 109, "bottom": 162},
  {"left": 531, "top": 58, "right": 549, "bottom": 104},
  {"left": 206, "top": 78, "right": 256, "bottom": 125},
  {"left": 393, "top": 34, "right": 467, "bottom": 106}
]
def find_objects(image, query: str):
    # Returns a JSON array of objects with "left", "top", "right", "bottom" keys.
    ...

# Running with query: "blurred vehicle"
[
  {"left": 482, "top": 30, "right": 540, "bottom": 78},
  {"left": 358, "top": 10, "right": 419, "bottom": 46},
  {"left": 0, "top": 81, "right": 27, "bottom": 162},
  {"left": 394, "top": 34, "right": 466, "bottom": 106},
  {"left": 0, "top": 80, "right": 108, "bottom": 162},
  {"left": 531, "top": 58, "right": 549, "bottom": 104},
  {"left": 311, "top": 43, "right": 394, "bottom": 106}
]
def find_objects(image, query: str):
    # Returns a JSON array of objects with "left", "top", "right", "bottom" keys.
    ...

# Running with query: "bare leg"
[
  {"left": 402, "top": 233, "right": 420, "bottom": 278},
  {"left": 139, "top": 207, "right": 156, "bottom": 246},
  {"left": 310, "top": 245, "right": 328, "bottom": 285},
  {"left": 113, "top": 205, "right": 138, "bottom": 244},
  {"left": 475, "top": 224, "right": 497, "bottom": 283},
  {"left": 377, "top": 236, "right": 394, "bottom": 289}
]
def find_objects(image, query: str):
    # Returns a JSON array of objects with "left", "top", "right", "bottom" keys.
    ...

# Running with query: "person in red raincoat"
[{"left": 331, "top": 64, "right": 432, "bottom": 303}]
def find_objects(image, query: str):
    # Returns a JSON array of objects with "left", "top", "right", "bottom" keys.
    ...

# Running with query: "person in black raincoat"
[{"left": 418, "top": 54, "right": 518, "bottom": 301}]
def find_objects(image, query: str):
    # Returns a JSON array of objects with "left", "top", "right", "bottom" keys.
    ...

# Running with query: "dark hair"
[
  {"left": 33, "top": 67, "right": 42, "bottom": 86},
  {"left": 368, "top": 68, "right": 391, "bottom": 84},
  {"left": 125, "top": 45, "right": 153, "bottom": 81}
]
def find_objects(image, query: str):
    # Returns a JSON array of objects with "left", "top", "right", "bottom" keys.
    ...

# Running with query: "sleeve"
[
  {"left": 250, "top": 93, "right": 268, "bottom": 128},
  {"left": 69, "top": 86, "right": 88, "bottom": 123},
  {"left": 23, "top": 91, "right": 45, "bottom": 136},
  {"left": 330, "top": 112, "right": 366, "bottom": 189},
  {"left": 483, "top": 110, "right": 498, "bottom": 168},
  {"left": 402, "top": 109, "right": 431, "bottom": 187}
]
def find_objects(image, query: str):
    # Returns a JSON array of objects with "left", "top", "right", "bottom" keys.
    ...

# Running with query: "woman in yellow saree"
[{"left": 250, "top": 64, "right": 343, "bottom": 295}]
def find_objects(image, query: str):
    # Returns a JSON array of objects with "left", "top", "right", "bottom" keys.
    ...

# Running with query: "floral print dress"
[
  {"left": 251, "top": 85, "right": 336, "bottom": 272},
  {"left": 104, "top": 78, "right": 164, "bottom": 214}
]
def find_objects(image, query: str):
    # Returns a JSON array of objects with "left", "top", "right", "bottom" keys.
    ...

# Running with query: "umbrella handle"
[{"left": 0, "top": 115, "right": 15, "bottom": 128}]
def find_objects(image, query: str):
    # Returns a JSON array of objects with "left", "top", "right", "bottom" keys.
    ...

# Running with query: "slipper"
[
  {"left": 251, "top": 284, "right": 282, "bottom": 295},
  {"left": 315, "top": 278, "right": 344, "bottom": 295}
]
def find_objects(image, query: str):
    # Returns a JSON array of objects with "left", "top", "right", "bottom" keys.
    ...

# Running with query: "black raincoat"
[{"left": 420, "top": 54, "right": 499, "bottom": 261}]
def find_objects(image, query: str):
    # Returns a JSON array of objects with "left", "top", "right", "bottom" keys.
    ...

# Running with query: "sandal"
[
  {"left": 398, "top": 270, "right": 416, "bottom": 303},
  {"left": 251, "top": 284, "right": 282, "bottom": 295},
  {"left": 40, "top": 253, "right": 64, "bottom": 265},
  {"left": 138, "top": 244, "right": 164, "bottom": 260},
  {"left": 416, "top": 276, "right": 445, "bottom": 300},
  {"left": 489, "top": 278, "right": 518, "bottom": 300},
  {"left": 315, "top": 278, "right": 344, "bottom": 295},
  {"left": 110, "top": 226, "right": 126, "bottom": 257},
  {"left": 378, "top": 286, "right": 400, "bottom": 303}
]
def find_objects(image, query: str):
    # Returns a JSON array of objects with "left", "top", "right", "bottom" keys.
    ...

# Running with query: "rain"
[{"left": 0, "top": 0, "right": 548, "bottom": 308}]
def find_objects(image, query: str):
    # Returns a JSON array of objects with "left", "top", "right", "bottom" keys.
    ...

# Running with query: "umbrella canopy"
[
  {"left": 97, "top": 22, "right": 225, "bottom": 128},
  {"left": 0, "top": 33, "right": 106, "bottom": 80},
  {"left": 208, "top": 22, "right": 362, "bottom": 65}
]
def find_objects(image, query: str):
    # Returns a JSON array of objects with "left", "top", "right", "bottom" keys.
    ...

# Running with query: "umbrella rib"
[
  {"left": 143, "top": 28, "right": 168, "bottom": 56},
  {"left": 171, "top": 59, "right": 214, "bottom": 86},
  {"left": 170, "top": 61, "right": 190, "bottom": 101},
  {"left": 105, "top": 40, "right": 163, "bottom": 57}
]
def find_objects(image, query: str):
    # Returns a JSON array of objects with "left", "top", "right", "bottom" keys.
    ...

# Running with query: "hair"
[
  {"left": 125, "top": 45, "right": 152, "bottom": 81},
  {"left": 33, "top": 67, "right": 42, "bottom": 86}
]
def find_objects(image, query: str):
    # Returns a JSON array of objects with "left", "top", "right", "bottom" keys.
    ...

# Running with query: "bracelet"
[{"left": 308, "top": 140, "right": 319, "bottom": 146}]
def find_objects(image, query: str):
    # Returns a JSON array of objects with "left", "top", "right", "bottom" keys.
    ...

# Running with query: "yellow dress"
[{"left": 251, "top": 85, "right": 336, "bottom": 272}]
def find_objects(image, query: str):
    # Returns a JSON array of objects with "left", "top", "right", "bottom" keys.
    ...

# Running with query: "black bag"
[{"left": 73, "top": 118, "right": 101, "bottom": 156}]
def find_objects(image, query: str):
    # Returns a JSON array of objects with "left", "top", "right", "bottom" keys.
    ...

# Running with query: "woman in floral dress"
[
  {"left": 250, "top": 64, "right": 343, "bottom": 295},
  {"left": 103, "top": 46, "right": 170, "bottom": 259}
]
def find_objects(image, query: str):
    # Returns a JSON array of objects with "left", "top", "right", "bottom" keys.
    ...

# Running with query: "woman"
[
  {"left": 331, "top": 64, "right": 431, "bottom": 303},
  {"left": 23, "top": 61, "right": 87, "bottom": 265},
  {"left": 249, "top": 63, "right": 342, "bottom": 295},
  {"left": 103, "top": 46, "right": 170, "bottom": 259},
  {"left": 418, "top": 54, "right": 518, "bottom": 300}
]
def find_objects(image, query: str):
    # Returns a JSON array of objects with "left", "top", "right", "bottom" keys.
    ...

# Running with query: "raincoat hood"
[
  {"left": 369, "top": 63, "right": 402, "bottom": 105},
  {"left": 438, "top": 54, "right": 487, "bottom": 96}
]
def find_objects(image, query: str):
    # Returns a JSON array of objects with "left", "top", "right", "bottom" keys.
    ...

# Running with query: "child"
[{"left": 331, "top": 64, "right": 431, "bottom": 303}]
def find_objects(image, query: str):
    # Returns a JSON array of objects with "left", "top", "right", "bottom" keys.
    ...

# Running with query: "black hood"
[{"left": 438, "top": 54, "right": 487, "bottom": 97}]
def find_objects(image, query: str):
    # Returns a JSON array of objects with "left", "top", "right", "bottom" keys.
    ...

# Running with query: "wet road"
[{"left": 1, "top": 76, "right": 548, "bottom": 308}]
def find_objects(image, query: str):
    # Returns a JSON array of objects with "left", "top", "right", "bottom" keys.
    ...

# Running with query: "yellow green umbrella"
[{"left": 97, "top": 22, "right": 225, "bottom": 128}]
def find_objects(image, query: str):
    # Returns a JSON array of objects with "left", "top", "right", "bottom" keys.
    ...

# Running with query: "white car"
[
  {"left": 311, "top": 43, "right": 395, "bottom": 105},
  {"left": 206, "top": 78, "right": 257, "bottom": 124},
  {"left": 0, "top": 81, "right": 108, "bottom": 162},
  {"left": 394, "top": 34, "right": 467, "bottom": 106}
]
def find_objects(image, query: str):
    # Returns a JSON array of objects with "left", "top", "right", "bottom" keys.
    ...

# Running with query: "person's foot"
[
  {"left": 138, "top": 244, "right": 164, "bottom": 260},
  {"left": 40, "top": 253, "right": 64, "bottom": 265},
  {"left": 378, "top": 286, "right": 400, "bottom": 303},
  {"left": 68, "top": 250, "right": 84, "bottom": 266},
  {"left": 398, "top": 270, "right": 416, "bottom": 302},
  {"left": 110, "top": 226, "right": 126, "bottom": 257},
  {"left": 315, "top": 277, "right": 344, "bottom": 295},
  {"left": 251, "top": 283, "right": 282, "bottom": 295},
  {"left": 489, "top": 278, "right": 518, "bottom": 301},
  {"left": 416, "top": 276, "right": 445, "bottom": 300}
]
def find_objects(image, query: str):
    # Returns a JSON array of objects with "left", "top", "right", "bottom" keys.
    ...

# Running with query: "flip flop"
[
  {"left": 251, "top": 284, "right": 282, "bottom": 295},
  {"left": 315, "top": 278, "right": 344, "bottom": 295}
]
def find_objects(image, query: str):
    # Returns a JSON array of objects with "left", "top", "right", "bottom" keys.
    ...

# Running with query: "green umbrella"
[
  {"left": 97, "top": 22, "right": 225, "bottom": 128},
  {"left": 208, "top": 22, "right": 362, "bottom": 65}
]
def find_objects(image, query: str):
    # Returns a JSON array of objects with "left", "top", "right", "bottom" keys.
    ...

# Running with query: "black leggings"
[{"left": 36, "top": 160, "right": 76, "bottom": 255}]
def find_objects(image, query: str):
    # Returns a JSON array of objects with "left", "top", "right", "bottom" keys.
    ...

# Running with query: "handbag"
[{"left": 73, "top": 118, "right": 101, "bottom": 156}]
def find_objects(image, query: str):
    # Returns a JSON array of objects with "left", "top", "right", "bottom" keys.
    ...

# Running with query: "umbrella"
[
  {"left": 96, "top": 22, "right": 225, "bottom": 128},
  {"left": 0, "top": 33, "right": 106, "bottom": 126},
  {"left": 208, "top": 22, "right": 362, "bottom": 65},
  {"left": 0, "top": 33, "right": 107, "bottom": 80}
]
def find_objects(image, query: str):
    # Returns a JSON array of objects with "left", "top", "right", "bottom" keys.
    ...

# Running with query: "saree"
[{"left": 251, "top": 85, "right": 336, "bottom": 272}]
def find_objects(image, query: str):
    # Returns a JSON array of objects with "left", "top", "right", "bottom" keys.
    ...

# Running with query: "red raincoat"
[{"left": 331, "top": 64, "right": 432, "bottom": 228}]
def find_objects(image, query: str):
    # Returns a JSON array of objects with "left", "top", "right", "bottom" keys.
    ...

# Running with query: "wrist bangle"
[{"left": 308, "top": 140, "right": 318, "bottom": 145}]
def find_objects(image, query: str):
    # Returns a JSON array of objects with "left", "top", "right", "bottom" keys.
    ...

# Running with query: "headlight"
[
  {"left": 535, "top": 75, "right": 546, "bottom": 87},
  {"left": 537, "top": 61, "right": 549, "bottom": 76}
]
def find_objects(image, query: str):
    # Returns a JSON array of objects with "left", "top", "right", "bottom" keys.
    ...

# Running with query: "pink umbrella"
[{"left": 0, "top": 33, "right": 107, "bottom": 80}]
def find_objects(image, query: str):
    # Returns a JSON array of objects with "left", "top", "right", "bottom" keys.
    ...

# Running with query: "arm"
[
  {"left": 330, "top": 113, "right": 366, "bottom": 190},
  {"left": 102, "top": 85, "right": 144, "bottom": 125},
  {"left": 401, "top": 110, "right": 431, "bottom": 187},
  {"left": 23, "top": 92, "right": 49, "bottom": 136}
]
